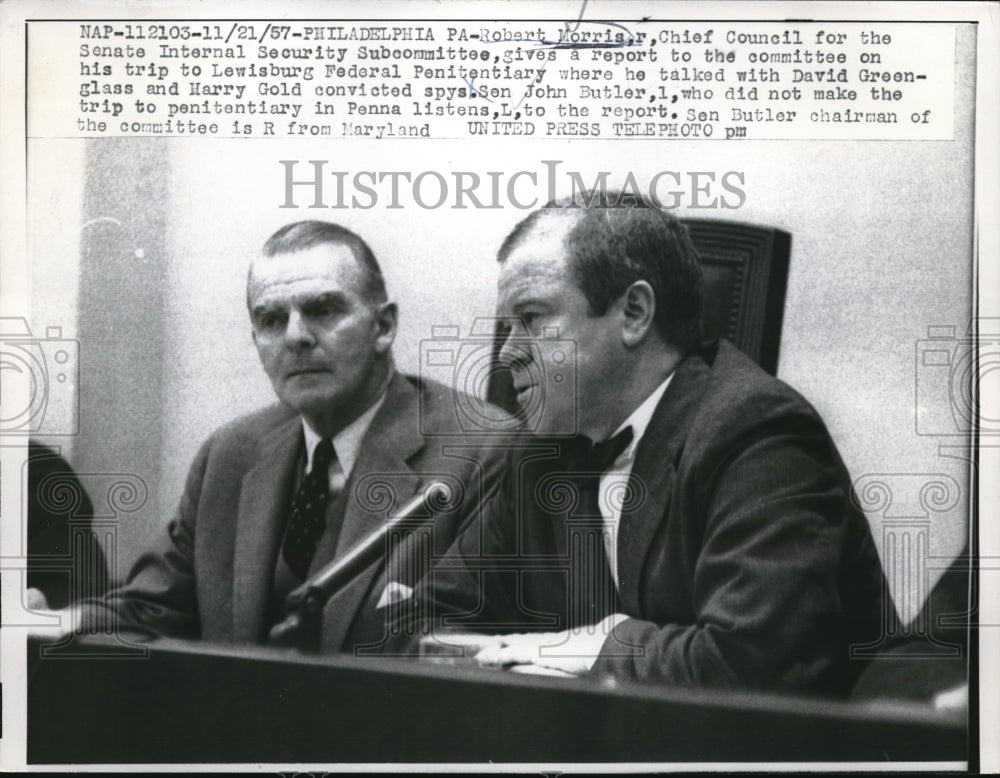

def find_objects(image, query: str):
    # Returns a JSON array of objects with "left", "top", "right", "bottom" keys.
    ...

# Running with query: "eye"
[
  {"left": 303, "top": 299, "right": 346, "bottom": 320},
  {"left": 255, "top": 310, "right": 287, "bottom": 332},
  {"left": 520, "top": 312, "right": 552, "bottom": 337}
]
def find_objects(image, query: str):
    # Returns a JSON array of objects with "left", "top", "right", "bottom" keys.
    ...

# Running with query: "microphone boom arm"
[{"left": 268, "top": 480, "right": 453, "bottom": 650}]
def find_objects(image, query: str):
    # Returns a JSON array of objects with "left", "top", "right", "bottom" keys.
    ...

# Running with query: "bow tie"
[{"left": 568, "top": 427, "right": 635, "bottom": 474}]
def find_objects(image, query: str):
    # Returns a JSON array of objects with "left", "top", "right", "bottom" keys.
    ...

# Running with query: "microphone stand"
[{"left": 268, "top": 480, "right": 453, "bottom": 651}]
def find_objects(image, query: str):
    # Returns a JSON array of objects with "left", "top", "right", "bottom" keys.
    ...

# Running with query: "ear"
[
  {"left": 620, "top": 281, "right": 656, "bottom": 348},
  {"left": 373, "top": 301, "right": 398, "bottom": 354}
]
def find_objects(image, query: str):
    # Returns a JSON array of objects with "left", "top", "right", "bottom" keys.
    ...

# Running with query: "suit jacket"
[
  {"left": 404, "top": 340, "right": 888, "bottom": 696},
  {"left": 27, "top": 442, "right": 110, "bottom": 609},
  {"left": 79, "top": 373, "right": 509, "bottom": 653}
]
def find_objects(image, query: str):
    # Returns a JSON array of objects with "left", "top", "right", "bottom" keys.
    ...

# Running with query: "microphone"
[{"left": 268, "top": 479, "right": 454, "bottom": 649}]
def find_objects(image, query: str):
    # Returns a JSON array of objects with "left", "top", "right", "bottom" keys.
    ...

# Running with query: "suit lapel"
[
  {"left": 616, "top": 350, "right": 710, "bottom": 614},
  {"left": 232, "top": 417, "right": 302, "bottom": 643},
  {"left": 319, "top": 373, "right": 426, "bottom": 651}
]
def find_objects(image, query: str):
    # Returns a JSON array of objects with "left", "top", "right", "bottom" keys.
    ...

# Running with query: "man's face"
[
  {"left": 248, "top": 242, "right": 394, "bottom": 428},
  {"left": 497, "top": 218, "right": 623, "bottom": 439}
]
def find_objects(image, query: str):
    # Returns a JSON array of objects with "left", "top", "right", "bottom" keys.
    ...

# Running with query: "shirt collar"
[
  {"left": 301, "top": 389, "right": 388, "bottom": 477},
  {"left": 611, "top": 371, "right": 676, "bottom": 461}
]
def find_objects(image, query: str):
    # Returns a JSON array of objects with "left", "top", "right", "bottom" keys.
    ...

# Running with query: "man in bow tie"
[
  {"left": 401, "top": 193, "right": 888, "bottom": 696},
  {"left": 34, "top": 220, "right": 509, "bottom": 654}
]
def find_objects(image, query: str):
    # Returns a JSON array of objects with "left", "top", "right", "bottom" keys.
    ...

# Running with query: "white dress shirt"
[
  {"left": 473, "top": 371, "right": 679, "bottom": 675},
  {"left": 599, "top": 371, "right": 675, "bottom": 589},
  {"left": 301, "top": 389, "right": 387, "bottom": 489}
]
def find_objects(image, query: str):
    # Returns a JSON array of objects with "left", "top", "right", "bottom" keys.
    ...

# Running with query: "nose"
[
  {"left": 284, "top": 309, "right": 316, "bottom": 350},
  {"left": 498, "top": 333, "right": 532, "bottom": 371}
]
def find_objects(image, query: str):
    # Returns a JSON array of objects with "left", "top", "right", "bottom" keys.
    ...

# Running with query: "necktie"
[
  {"left": 282, "top": 438, "right": 336, "bottom": 580},
  {"left": 586, "top": 427, "right": 634, "bottom": 474},
  {"left": 566, "top": 427, "right": 634, "bottom": 626}
]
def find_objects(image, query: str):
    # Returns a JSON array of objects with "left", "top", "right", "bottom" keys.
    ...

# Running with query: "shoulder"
[
  {"left": 199, "top": 403, "right": 298, "bottom": 460},
  {"left": 671, "top": 343, "right": 859, "bottom": 526},
  {"left": 27, "top": 440, "right": 77, "bottom": 481},
  {"left": 690, "top": 340, "right": 825, "bottom": 430},
  {"left": 671, "top": 341, "right": 836, "bottom": 471},
  {"left": 393, "top": 372, "right": 517, "bottom": 438}
]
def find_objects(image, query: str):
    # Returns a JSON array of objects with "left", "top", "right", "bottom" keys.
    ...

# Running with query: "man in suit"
[
  {"left": 399, "top": 194, "right": 888, "bottom": 696},
  {"left": 27, "top": 441, "right": 110, "bottom": 610},
  {"left": 34, "top": 220, "right": 507, "bottom": 654}
]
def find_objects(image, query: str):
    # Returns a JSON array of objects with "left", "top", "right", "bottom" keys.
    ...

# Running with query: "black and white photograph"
[{"left": 1, "top": 0, "right": 996, "bottom": 771}]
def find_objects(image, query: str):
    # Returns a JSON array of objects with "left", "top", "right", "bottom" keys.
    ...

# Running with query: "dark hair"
[
  {"left": 498, "top": 193, "right": 704, "bottom": 352},
  {"left": 259, "top": 220, "right": 388, "bottom": 304}
]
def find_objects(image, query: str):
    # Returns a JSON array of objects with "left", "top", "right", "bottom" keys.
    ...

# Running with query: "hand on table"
[
  {"left": 933, "top": 682, "right": 968, "bottom": 714},
  {"left": 473, "top": 614, "right": 628, "bottom": 676},
  {"left": 24, "top": 587, "right": 74, "bottom": 638}
]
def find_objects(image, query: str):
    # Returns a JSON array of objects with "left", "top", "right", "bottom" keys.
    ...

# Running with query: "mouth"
[
  {"left": 287, "top": 368, "right": 331, "bottom": 378},
  {"left": 513, "top": 384, "right": 534, "bottom": 403}
]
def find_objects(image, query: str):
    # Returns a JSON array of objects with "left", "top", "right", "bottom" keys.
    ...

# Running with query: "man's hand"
[
  {"left": 25, "top": 587, "right": 50, "bottom": 610},
  {"left": 474, "top": 614, "right": 628, "bottom": 676},
  {"left": 24, "top": 587, "right": 75, "bottom": 638},
  {"left": 933, "top": 682, "right": 968, "bottom": 714}
]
